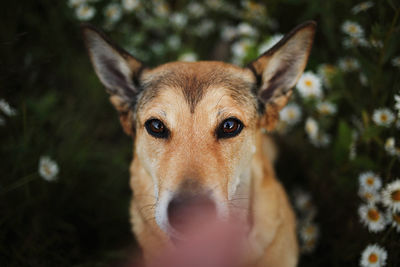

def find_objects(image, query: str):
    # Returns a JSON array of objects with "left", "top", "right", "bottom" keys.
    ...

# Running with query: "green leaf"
[
  {"left": 362, "top": 125, "right": 383, "bottom": 142},
  {"left": 333, "top": 120, "right": 353, "bottom": 163}
]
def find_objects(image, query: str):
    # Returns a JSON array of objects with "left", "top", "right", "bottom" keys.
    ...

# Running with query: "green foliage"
[{"left": 1, "top": 0, "right": 400, "bottom": 266}]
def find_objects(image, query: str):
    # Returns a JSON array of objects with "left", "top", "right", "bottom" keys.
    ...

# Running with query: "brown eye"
[
  {"left": 217, "top": 118, "right": 243, "bottom": 139},
  {"left": 145, "top": 119, "right": 169, "bottom": 139}
]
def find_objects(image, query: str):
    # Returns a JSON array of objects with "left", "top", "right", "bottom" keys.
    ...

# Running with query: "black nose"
[{"left": 167, "top": 193, "right": 217, "bottom": 234}]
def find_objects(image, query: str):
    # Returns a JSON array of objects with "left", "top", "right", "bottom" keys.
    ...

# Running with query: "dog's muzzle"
[{"left": 167, "top": 192, "right": 217, "bottom": 235}]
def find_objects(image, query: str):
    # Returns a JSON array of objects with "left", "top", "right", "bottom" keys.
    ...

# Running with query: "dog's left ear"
[
  {"left": 247, "top": 21, "right": 316, "bottom": 130},
  {"left": 82, "top": 24, "right": 145, "bottom": 136}
]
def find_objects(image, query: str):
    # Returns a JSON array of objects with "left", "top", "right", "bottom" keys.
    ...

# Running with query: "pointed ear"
[
  {"left": 247, "top": 21, "right": 316, "bottom": 130},
  {"left": 81, "top": 24, "right": 146, "bottom": 136}
]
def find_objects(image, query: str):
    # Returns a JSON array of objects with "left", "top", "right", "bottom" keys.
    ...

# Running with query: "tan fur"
[
  {"left": 82, "top": 21, "right": 316, "bottom": 267},
  {"left": 127, "top": 62, "right": 298, "bottom": 266}
]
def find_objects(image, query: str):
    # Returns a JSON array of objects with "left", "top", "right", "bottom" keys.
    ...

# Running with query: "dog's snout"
[{"left": 167, "top": 193, "right": 217, "bottom": 234}]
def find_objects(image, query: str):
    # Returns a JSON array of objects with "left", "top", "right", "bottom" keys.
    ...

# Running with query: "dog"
[{"left": 82, "top": 21, "right": 316, "bottom": 267}]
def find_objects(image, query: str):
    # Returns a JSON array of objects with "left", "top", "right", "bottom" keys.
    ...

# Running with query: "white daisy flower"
[
  {"left": 338, "top": 57, "right": 360, "bottom": 72},
  {"left": 358, "top": 188, "right": 381, "bottom": 204},
  {"left": 75, "top": 4, "right": 96, "bottom": 21},
  {"left": 299, "top": 222, "right": 319, "bottom": 244},
  {"left": 310, "top": 133, "right": 331, "bottom": 148},
  {"left": 293, "top": 189, "right": 313, "bottom": 213},
  {"left": 122, "top": 0, "right": 140, "bottom": 12},
  {"left": 104, "top": 3, "right": 122, "bottom": 23},
  {"left": 231, "top": 39, "right": 254, "bottom": 64},
  {"left": 296, "top": 71, "right": 323, "bottom": 99},
  {"left": 342, "top": 21, "right": 364, "bottom": 38},
  {"left": 68, "top": 0, "right": 86, "bottom": 8},
  {"left": 392, "top": 56, "right": 400, "bottom": 68},
  {"left": 187, "top": 2, "right": 205, "bottom": 17},
  {"left": 237, "top": 22, "right": 257, "bottom": 37},
  {"left": 359, "top": 73, "right": 368, "bottom": 86},
  {"left": 352, "top": 1, "right": 374, "bottom": 14},
  {"left": 369, "top": 38, "right": 383, "bottom": 49},
  {"left": 372, "top": 108, "right": 395, "bottom": 127},
  {"left": 178, "top": 52, "right": 198, "bottom": 62},
  {"left": 153, "top": 1, "right": 169, "bottom": 17},
  {"left": 384, "top": 137, "right": 397, "bottom": 156},
  {"left": 150, "top": 43, "right": 165, "bottom": 56},
  {"left": 360, "top": 244, "right": 387, "bottom": 267},
  {"left": 299, "top": 222, "right": 319, "bottom": 253},
  {"left": 194, "top": 19, "right": 215, "bottom": 36},
  {"left": 381, "top": 179, "right": 400, "bottom": 212},
  {"left": 0, "top": 99, "right": 17, "bottom": 116},
  {"left": 317, "top": 101, "right": 337, "bottom": 115},
  {"left": 166, "top": 35, "right": 181, "bottom": 49},
  {"left": 305, "top": 117, "right": 318, "bottom": 139},
  {"left": 171, "top": 13, "right": 188, "bottom": 29},
  {"left": 358, "top": 204, "right": 386, "bottom": 232},
  {"left": 39, "top": 156, "right": 59, "bottom": 182},
  {"left": 317, "top": 64, "right": 337, "bottom": 88},
  {"left": 258, "top": 34, "right": 283, "bottom": 54},
  {"left": 343, "top": 36, "right": 369, "bottom": 48},
  {"left": 359, "top": 171, "right": 382, "bottom": 192},
  {"left": 279, "top": 103, "right": 302, "bottom": 126},
  {"left": 300, "top": 236, "right": 318, "bottom": 254},
  {"left": 385, "top": 209, "right": 400, "bottom": 232},
  {"left": 394, "top": 94, "right": 400, "bottom": 117},
  {"left": 205, "top": 0, "right": 222, "bottom": 9},
  {"left": 221, "top": 25, "right": 238, "bottom": 41}
]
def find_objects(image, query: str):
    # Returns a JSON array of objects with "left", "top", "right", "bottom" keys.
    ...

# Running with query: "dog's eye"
[
  {"left": 145, "top": 119, "right": 169, "bottom": 139},
  {"left": 217, "top": 118, "right": 243, "bottom": 139}
]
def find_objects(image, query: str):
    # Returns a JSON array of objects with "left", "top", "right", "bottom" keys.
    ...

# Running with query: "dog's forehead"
[{"left": 138, "top": 61, "right": 257, "bottom": 113}]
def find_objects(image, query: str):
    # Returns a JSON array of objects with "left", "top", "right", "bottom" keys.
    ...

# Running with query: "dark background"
[{"left": 1, "top": 0, "right": 399, "bottom": 266}]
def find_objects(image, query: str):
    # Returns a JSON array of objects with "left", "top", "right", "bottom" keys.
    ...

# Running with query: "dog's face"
[
  {"left": 134, "top": 62, "right": 259, "bottom": 233},
  {"left": 82, "top": 22, "right": 315, "bottom": 237}
]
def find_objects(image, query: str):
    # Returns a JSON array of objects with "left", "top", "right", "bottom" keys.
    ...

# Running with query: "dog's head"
[{"left": 82, "top": 22, "right": 315, "bottom": 238}]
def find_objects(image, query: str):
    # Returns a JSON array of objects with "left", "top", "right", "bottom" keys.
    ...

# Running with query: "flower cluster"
[
  {"left": 67, "top": 0, "right": 275, "bottom": 64},
  {"left": 22, "top": 0, "right": 395, "bottom": 264},
  {"left": 292, "top": 189, "right": 319, "bottom": 254},
  {"left": 357, "top": 172, "right": 400, "bottom": 265}
]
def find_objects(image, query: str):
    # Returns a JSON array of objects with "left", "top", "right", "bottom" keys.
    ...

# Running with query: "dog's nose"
[{"left": 167, "top": 193, "right": 217, "bottom": 234}]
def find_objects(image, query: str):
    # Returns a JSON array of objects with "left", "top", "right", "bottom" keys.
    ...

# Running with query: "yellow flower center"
[
  {"left": 305, "top": 80, "right": 313, "bottom": 87},
  {"left": 391, "top": 190, "right": 400, "bottom": 202},
  {"left": 288, "top": 110, "right": 295, "bottom": 119},
  {"left": 367, "top": 209, "right": 380, "bottom": 221},
  {"left": 107, "top": 9, "right": 117, "bottom": 17},
  {"left": 363, "top": 192, "right": 373, "bottom": 200},
  {"left": 348, "top": 25, "right": 357, "bottom": 33},
  {"left": 43, "top": 165, "right": 52, "bottom": 176},
  {"left": 368, "top": 253, "right": 378, "bottom": 263},
  {"left": 380, "top": 114, "right": 388, "bottom": 122},
  {"left": 366, "top": 177, "right": 374, "bottom": 186},
  {"left": 305, "top": 226, "right": 315, "bottom": 235}
]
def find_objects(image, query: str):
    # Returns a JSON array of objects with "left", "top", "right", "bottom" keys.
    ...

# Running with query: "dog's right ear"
[
  {"left": 247, "top": 21, "right": 316, "bottom": 131},
  {"left": 82, "top": 24, "right": 145, "bottom": 136}
]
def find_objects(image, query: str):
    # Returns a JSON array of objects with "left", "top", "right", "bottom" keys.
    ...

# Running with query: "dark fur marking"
[
  {"left": 138, "top": 65, "right": 257, "bottom": 114},
  {"left": 101, "top": 58, "right": 135, "bottom": 99}
]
